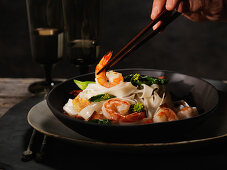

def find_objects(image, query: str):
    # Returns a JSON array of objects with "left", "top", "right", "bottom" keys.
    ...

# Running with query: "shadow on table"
[{"left": 21, "top": 127, "right": 227, "bottom": 170}]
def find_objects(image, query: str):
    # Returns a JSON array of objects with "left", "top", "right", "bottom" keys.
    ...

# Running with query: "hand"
[{"left": 151, "top": 0, "right": 227, "bottom": 30}]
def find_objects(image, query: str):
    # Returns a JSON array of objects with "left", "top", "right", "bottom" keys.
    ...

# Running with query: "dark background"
[{"left": 0, "top": 0, "right": 227, "bottom": 80}]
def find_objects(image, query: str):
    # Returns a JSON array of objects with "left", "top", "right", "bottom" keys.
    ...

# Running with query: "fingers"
[
  {"left": 150, "top": 0, "right": 166, "bottom": 30},
  {"left": 166, "top": 0, "right": 180, "bottom": 11},
  {"left": 150, "top": 0, "right": 180, "bottom": 30},
  {"left": 150, "top": 0, "right": 166, "bottom": 20},
  {"left": 176, "top": 1, "right": 184, "bottom": 13},
  {"left": 151, "top": 0, "right": 181, "bottom": 20}
]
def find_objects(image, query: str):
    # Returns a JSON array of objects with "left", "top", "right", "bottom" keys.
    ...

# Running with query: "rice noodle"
[
  {"left": 79, "top": 82, "right": 137, "bottom": 99},
  {"left": 64, "top": 81, "right": 170, "bottom": 120},
  {"left": 77, "top": 102, "right": 104, "bottom": 120}
]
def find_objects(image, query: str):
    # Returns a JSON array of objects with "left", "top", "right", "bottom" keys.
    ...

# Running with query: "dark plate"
[{"left": 47, "top": 69, "right": 219, "bottom": 143}]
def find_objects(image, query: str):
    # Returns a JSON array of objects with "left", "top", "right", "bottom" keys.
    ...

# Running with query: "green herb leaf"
[
  {"left": 88, "top": 93, "right": 116, "bottom": 102},
  {"left": 89, "top": 119, "right": 111, "bottom": 125},
  {"left": 74, "top": 80, "right": 95, "bottom": 90}
]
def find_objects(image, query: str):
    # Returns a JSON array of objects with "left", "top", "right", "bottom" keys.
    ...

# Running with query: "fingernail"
[
  {"left": 153, "top": 21, "right": 162, "bottom": 30},
  {"left": 153, "top": 23, "right": 158, "bottom": 30}
]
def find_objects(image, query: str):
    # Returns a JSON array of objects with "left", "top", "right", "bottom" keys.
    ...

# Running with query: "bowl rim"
[{"left": 47, "top": 68, "right": 219, "bottom": 127}]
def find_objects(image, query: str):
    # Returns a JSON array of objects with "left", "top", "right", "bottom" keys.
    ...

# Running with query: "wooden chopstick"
[
  {"left": 109, "top": 11, "right": 181, "bottom": 69},
  {"left": 97, "top": 9, "right": 169, "bottom": 75},
  {"left": 97, "top": 10, "right": 181, "bottom": 75},
  {"left": 104, "top": 9, "right": 169, "bottom": 67}
]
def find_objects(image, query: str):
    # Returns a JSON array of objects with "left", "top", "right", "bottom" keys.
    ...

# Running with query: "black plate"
[{"left": 47, "top": 69, "right": 219, "bottom": 143}]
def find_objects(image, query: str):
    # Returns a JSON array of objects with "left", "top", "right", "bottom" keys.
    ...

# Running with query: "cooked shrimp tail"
[
  {"left": 153, "top": 107, "right": 178, "bottom": 123},
  {"left": 95, "top": 51, "right": 123, "bottom": 88}
]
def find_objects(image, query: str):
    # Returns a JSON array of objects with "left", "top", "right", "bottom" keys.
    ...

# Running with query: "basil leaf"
[
  {"left": 89, "top": 93, "right": 115, "bottom": 102},
  {"left": 74, "top": 80, "right": 95, "bottom": 90}
]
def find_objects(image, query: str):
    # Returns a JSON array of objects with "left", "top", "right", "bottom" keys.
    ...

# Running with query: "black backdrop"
[{"left": 0, "top": 0, "right": 227, "bottom": 80}]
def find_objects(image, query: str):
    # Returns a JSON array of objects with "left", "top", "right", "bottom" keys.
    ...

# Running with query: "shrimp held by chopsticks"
[{"left": 95, "top": 51, "right": 123, "bottom": 88}]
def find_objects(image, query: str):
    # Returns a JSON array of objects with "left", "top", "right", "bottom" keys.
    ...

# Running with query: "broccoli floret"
[
  {"left": 132, "top": 73, "right": 140, "bottom": 82},
  {"left": 102, "top": 93, "right": 111, "bottom": 100},
  {"left": 131, "top": 73, "right": 142, "bottom": 86},
  {"left": 133, "top": 102, "right": 144, "bottom": 112}
]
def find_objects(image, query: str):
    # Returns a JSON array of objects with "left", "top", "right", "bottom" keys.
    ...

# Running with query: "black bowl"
[{"left": 47, "top": 69, "right": 219, "bottom": 143}]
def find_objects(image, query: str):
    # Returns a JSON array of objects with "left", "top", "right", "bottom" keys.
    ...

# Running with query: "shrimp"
[
  {"left": 95, "top": 51, "right": 123, "bottom": 88},
  {"left": 153, "top": 107, "right": 178, "bottom": 123},
  {"left": 177, "top": 107, "right": 198, "bottom": 119},
  {"left": 102, "top": 98, "right": 146, "bottom": 122}
]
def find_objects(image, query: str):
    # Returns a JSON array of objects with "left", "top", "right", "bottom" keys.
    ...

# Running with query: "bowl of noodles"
[{"left": 47, "top": 53, "right": 218, "bottom": 143}]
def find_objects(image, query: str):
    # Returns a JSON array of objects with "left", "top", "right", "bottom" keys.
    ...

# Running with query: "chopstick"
[{"left": 97, "top": 10, "right": 181, "bottom": 75}]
